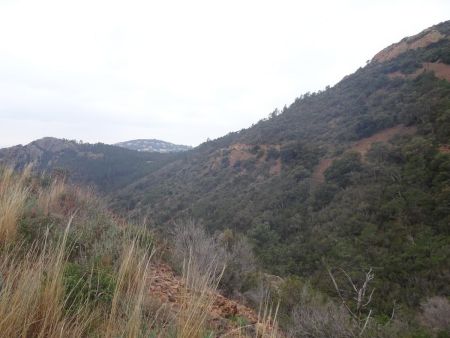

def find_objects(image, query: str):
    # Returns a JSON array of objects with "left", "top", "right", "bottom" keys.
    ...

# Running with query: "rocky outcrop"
[
  {"left": 149, "top": 262, "right": 259, "bottom": 324},
  {"left": 373, "top": 29, "right": 445, "bottom": 63}
]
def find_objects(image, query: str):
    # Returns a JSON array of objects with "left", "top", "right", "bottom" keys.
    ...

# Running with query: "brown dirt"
[
  {"left": 209, "top": 149, "right": 227, "bottom": 171},
  {"left": 207, "top": 144, "right": 282, "bottom": 176},
  {"left": 81, "top": 152, "right": 104, "bottom": 160},
  {"left": 148, "top": 262, "right": 260, "bottom": 328},
  {"left": 373, "top": 30, "right": 444, "bottom": 63},
  {"left": 228, "top": 144, "right": 254, "bottom": 167},
  {"left": 388, "top": 62, "right": 450, "bottom": 82},
  {"left": 269, "top": 159, "right": 282, "bottom": 175},
  {"left": 439, "top": 145, "right": 450, "bottom": 154},
  {"left": 311, "top": 125, "right": 417, "bottom": 183},
  {"left": 387, "top": 71, "right": 407, "bottom": 79},
  {"left": 311, "top": 158, "right": 333, "bottom": 184},
  {"left": 352, "top": 125, "right": 416, "bottom": 156},
  {"left": 422, "top": 62, "right": 450, "bottom": 81}
]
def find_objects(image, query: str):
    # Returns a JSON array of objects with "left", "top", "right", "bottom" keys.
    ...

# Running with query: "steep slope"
[
  {"left": 0, "top": 168, "right": 282, "bottom": 337},
  {"left": 115, "top": 139, "right": 192, "bottom": 153},
  {"left": 0, "top": 137, "right": 174, "bottom": 192},
  {"left": 112, "top": 21, "right": 450, "bottom": 314}
]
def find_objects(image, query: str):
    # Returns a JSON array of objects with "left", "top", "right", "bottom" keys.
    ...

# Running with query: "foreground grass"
[
  {"left": 0, "top": 167, "right": 281, "bottom": 337},
  {"left": 0, "top": 168, "right": 161, "bottom": 336}
]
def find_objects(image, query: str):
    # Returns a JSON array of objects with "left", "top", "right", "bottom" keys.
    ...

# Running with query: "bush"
[
  {"left": 324, "top": 152, "right": 363, "bottom": 187},
  {"left": 171, "top": 220, "right": 256, "bottom": 296},
  {"left": 420, "top": 296, "right": 450, "bottom": 333},
  {"left": 64, "top": 263, "right": 115, "bottom": 310}
]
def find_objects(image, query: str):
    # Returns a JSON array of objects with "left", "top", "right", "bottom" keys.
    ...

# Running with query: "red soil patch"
[
  {"left": 422, "top": 62, "right": 450, "bottom": 81},
  {"left": 209, "top": 149, "right": 227, "bottom": 171},
  {"left": 312, "top": 125, "right": 416, "bottom": 183},
  {"left": 311, "top": 158, "right": 333, "bottom": 184},
  {"left": 228, "top": 144, "right": 254, "bottom": 167},
  {"left": 269, "top": 159, "right": 282, "bottom": 176},
  {"left": 387, "top": 71, "right": 407, "bottom": 79},
  {"left": 388, "top": 62, "right": 450, "bottom": 82},
  {"left": 439, "top": 145, "right": 450, "bottom": 154},
  {"left": 208, "top": 144, "right": 282, "bottom": 176},
  {"left": 352, "top": 125, "right": 416, "bottom": 156},
  {"left": 373, "top": 30, "right": 444, "bottom": 63}
]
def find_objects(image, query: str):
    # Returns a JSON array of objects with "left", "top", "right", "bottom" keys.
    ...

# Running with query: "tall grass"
[
  {"left": 0, "top": 166, "right": 30, "bottom": 244},
  {"left": 256, "top": 291, "right": 281, "bottom": 338},
  {"left": 175, "top": 252, "right": 225, "bottom": 338},
  {"left": 0, "top": 168, "right": 282, "bottom": 337},
  {"left": 0, "top": 218, "right": 155, "bottom": 337},
  {"left": 0, "top": 168, "right": 156, "bottom": 337},
  {"left": 38, "top": 177, "right": 67, "bottom": 216},
  {"left": 105, "top": 238, "right": 154, "bottom": 337},
  {"left": 0, "top": 216, "right": 92, "bottom": 337}
]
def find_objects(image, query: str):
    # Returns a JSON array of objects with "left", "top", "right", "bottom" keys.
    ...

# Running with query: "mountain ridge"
[{"left": 0, "top": 137, "right": 174, "bottom": 192}]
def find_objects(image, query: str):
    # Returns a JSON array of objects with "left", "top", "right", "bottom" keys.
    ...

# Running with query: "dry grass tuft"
[
  {"left": 0, "top": 216, "right": 93, "bottom": 337},
  {"left": 176, "top": 252, "right": 225, "bottom": 338},
  {"left": 0, "top": 166, "right": 31, "bottom": 244},
  {"left": 256, "top": 290, "right": 280, "bottom": 338},
  {"left": 38, "top": 177, "right": 67, "bottom": 216},
  {"left": 0, "top": 168, "right": 157, "bottom": 337},
  {"left": 105, "top": 237, "right": 154, "bottom": 337}
]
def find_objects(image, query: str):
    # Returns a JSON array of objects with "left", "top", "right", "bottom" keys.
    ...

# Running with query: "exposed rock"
[
  {"left": 373, "top": 29, "right": 445, "bottom": 63},
  {"left": 388, "top": 62, "right": 450, "bottom": 82},
  {"left": 208, "top": 144, "right": 282, "bottom": 176},
  {"left": 148, "top": 262, "right": 277, "bottom": 335}
]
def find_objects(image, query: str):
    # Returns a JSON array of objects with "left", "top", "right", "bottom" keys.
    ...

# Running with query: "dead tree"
[{"left": 326, "top": 266, "right": 375, "bottom": 336}]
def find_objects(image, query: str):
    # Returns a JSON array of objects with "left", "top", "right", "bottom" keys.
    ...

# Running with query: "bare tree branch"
[
  {"left": 360, "top": 309, "right": 372, "bottom": 336},
  {"left": 325, "top": 263, "right": 377, "bottom": 336},
  {"left": 326, "top": 265, "right": 358, "bottom": 321}
]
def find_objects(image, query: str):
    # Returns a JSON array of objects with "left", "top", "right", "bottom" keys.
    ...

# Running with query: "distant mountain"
[
  {"left": 115, "top": 139, "right": 192, "bottom": 153},
  {"left": 0, "top": 137, "right": 174, "bottom": 192}
]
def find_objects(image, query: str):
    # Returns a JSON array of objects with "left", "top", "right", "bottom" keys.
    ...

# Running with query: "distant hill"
[
  {"left": 0, "top": 137, "right": 174, "bottom": 192},
  {"left": 115, "top": 139, "right": 192, "bottom": 153}
]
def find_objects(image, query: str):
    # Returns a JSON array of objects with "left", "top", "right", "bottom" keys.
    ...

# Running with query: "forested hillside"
[
  {"left": 111, "top": 21, "right": 450, "bottom": 317},
  {"left": 0, "top": 137, "right": 174, "bottom": 192},
  {"left": 2, "top": 21, "right": 449, "bottom": 335}
]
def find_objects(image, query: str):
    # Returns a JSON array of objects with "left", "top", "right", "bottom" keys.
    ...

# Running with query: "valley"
[{"left": 1, "top": 20, "right": 449, "bottom": 337}]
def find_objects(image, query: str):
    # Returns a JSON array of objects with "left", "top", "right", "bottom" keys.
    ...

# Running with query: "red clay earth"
[
  {"left": 312, "top": 125, "right": 416, "bottom": 183},
  {"left": 148, "top": 262, "right": 266, "bottom": 335}
]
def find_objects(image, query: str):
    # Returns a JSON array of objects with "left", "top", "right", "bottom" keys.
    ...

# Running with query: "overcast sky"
[{"left": 0, "top": 0, "right": 449, "bottom": 147}]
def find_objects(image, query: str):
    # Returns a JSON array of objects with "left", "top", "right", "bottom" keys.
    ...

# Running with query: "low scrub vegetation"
[
  {"left": 0, "top": 168, "right": 282, "bottom": 337},
  {"left": 0, "top": 167, "right": 156, "bottom": 336}
]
